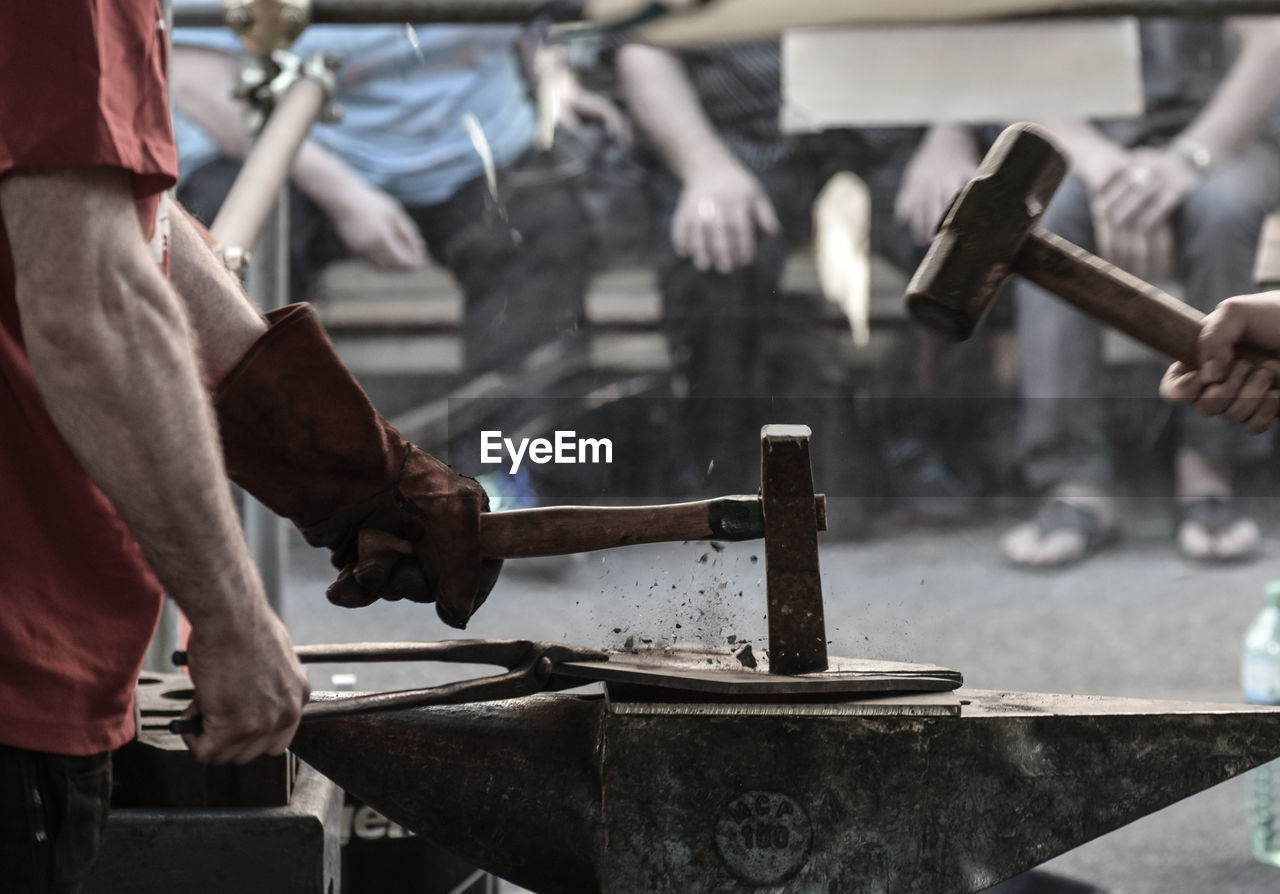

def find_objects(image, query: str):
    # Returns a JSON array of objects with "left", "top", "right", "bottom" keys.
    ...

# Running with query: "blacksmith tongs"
[{"left": 162, "top": 639, "right": 607, "bottom": 735}]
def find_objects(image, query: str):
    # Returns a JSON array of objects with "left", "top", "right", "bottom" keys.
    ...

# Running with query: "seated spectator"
[
  {"left": 1001, "top": 17, "right": 1280, "bottom": 567},
  {"left": 170, "top": 24, "right": 630, "bottom": 506},
  {"left": 617, "top": 39, "right": 985, "bottom": 518}
]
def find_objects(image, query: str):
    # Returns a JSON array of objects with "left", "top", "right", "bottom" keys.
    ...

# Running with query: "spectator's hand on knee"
[
  {"left": 1160, "top": 293, "right": 1280, "bottom": 433},
  {"left": 672, "top": 161, "right": 779, "bottom": 274},
  {"left": 894, "top": 125, "right": 979, "bottom": 243},
  {"left": 1093, "top": 147, "right": 1201, "bottom": 279},
  {"left": 1097, "top": 147, "right": 1201, "bottom": 235},
  {"left": 1056, "top": 137, "right": 1171, "bottom": 278}
]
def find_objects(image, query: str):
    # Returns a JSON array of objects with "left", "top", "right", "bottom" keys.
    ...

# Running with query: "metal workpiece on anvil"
[{"left": 288, "top": 690, "right": 1280, "bottom": 894}]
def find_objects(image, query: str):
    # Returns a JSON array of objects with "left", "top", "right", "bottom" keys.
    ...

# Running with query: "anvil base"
[{"left": 82, "top": 762, "right": 342, "bottom": 894}]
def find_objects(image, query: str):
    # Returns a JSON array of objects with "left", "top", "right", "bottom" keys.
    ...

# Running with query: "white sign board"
[{"left": 781, "top": 19, "right": 1142, "bottom": 129}]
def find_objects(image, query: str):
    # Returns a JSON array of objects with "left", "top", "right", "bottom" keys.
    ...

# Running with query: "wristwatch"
[{"left": 1172, "top": 137, "right": 1213, "bottom": 174}]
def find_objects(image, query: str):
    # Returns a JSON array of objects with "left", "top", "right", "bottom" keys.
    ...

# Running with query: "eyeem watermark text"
[{"left": 481, "top": 430, "right": 613, "bottom": 475}]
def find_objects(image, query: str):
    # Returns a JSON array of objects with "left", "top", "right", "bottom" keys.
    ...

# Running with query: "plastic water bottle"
[{"left": 1243, "top": 581, "right": 1280, "bottom": 865}]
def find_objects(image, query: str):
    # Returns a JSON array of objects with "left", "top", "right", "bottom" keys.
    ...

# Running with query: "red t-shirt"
[{"left": 0, "top": 1, "right": 179, "bottom": 754}]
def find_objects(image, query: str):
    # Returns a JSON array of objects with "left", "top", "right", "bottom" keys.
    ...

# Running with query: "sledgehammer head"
[{"left": 905, "top": 123, "right": 1069, "bottom": 341}]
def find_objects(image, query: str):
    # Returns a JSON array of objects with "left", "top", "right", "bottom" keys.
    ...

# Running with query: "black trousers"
[
  {"left": 649, "top": 129, "right": 934, "bottom": 494},
  {"left": 0, "top": 745, "right": 112, "bottom": 893}
]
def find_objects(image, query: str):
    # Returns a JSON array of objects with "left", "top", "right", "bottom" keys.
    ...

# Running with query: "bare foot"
[{"left": 1002, "top": 485, "right": 1117, "bottom": 567}]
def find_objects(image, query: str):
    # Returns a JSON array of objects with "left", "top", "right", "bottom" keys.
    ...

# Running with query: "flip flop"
[
  {"left": 1005, "top": 498, "right": 1119, "bottom": 569},
  {"left": 1175, "top": 496, "right": 1260, "bottom": 563}
]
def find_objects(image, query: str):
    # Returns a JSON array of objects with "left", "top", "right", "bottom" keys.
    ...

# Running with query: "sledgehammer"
[{"left": 904, "top": 122, "right": 1280, "bottom": 377}]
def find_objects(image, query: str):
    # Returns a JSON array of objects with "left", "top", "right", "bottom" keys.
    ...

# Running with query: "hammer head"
[
  {"left": 904, "top": 122, "right": 1070, "bottom": 341},
  {"left": 759, "top": 424, "right": 827, "bottom": 675}
]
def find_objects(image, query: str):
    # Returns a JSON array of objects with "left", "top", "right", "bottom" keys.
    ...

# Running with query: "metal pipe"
[
  {"left": 172, "top": 0, "right": 231, "bottom": 27},
  {"left": 209, "top": 72, "right": 327, "bottom": 261},
  {"left": 171, "top": 0, "right": 1280, "bottom": 29},
  {"left": 240, "top": 144, "right": 293, "bottom": 613},
  {"left": 174, "top": 0, "right": 583, "bottom": 27},
  {"left": 212, "top": 52, "right": 330, "bottom": 614},
  {"left": 310, "top": 0, "right": 578, "bottom": 22}
]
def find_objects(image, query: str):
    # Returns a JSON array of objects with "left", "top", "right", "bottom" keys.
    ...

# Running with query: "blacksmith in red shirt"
[{"left": 0, "top": 4, "right": 497, "bottom": 888}]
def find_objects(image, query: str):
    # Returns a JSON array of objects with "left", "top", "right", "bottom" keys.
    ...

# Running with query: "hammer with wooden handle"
[
  {"left": 479, "top": 492, "right": 827, "bottom": 558},
  {"left": 904, "top": 122, "right": 1280, "bottom": 378}
]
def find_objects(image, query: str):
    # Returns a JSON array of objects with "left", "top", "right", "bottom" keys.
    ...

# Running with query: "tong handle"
[{"left": 163, "top": 640, "right": 606, "bottom": 737}]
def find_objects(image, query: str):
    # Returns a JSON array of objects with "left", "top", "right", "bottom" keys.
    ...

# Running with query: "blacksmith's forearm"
[{"left": 4, "top": 170, "right": 263, "bottom": 629}]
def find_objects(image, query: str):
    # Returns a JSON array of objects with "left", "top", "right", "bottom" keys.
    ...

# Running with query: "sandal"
[
  {"left": 1004, "top": 498, "right": 1118, "bottom": 569},
  {"left": 1175, "top": 496, "right": 1260, "bottom": 563}
]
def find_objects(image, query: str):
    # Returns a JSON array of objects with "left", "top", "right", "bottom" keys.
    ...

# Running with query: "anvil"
[
  {"left": 145, "top": 427, "right": 1280, "bottom": 892},
  {"left": 274, "top": 429, "right": 1280, "bottom": 892},
  {"left": 286, "top": 687, "right": 1280, "bottom": 893}
]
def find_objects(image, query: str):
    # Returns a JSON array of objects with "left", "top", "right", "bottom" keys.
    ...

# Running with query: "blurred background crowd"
[{"left": 170, "top": 15, "right": 1280, "bottom": 570}]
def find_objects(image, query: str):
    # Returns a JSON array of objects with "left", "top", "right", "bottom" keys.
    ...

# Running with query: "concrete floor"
[{"left": 277, "top": 494, "right": 1280, "bottom": 893}]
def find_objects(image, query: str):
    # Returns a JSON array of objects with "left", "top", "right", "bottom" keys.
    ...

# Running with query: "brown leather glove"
[{"left": 215, "top": 303, "right": 501, "bottom": 628}]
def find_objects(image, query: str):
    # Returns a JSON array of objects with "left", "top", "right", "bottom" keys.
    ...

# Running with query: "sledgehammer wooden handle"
[
  {"left": 1020, "top": 230, "right": 1280, "bottom": 378},
  {"left": 479, "top": 494, "right": 828, "bottom": 559}
]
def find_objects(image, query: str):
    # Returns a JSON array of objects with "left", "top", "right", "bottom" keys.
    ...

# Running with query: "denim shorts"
[{"left": 0, "top": 745, "right": 112, "bottom": 894}]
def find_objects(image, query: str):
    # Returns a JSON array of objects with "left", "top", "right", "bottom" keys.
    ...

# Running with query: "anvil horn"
[
  {"left": 291, "top": 695, "right": 604, "bottom": 894},
  {"left": 290, "top": 691, "right": 1280, "bottom": 893}
]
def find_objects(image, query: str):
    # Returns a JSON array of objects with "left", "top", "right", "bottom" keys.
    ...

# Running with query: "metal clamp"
[
  {"left": 225, "top": 0, "right": 312, "bottom": 56},
  {"left": 166, "top": 639, "right": 608, "bottom": 735},
  {"left": 235, "top": 49, "right": 339, "bottom": 126}
]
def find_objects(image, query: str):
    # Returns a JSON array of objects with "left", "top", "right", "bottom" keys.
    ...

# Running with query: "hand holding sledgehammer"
[{"left": 903, "top": 122, "right": 1280, "bottom": 379}]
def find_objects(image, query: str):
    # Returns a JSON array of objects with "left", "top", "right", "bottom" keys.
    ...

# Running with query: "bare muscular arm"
[{"left": 1, "top": 167, "right": 309, "bottom": 765}]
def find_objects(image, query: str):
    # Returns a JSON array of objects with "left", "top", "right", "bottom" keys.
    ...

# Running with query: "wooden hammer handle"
[
  {"left": 1018, "top": 230, "right": 1280, "bottom": 379},
  {"left": 479, "top": 495, "right": 828, "bottom": 559}
]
